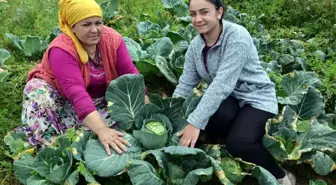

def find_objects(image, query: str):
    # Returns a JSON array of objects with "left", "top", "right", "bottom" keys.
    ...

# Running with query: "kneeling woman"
[
  {"left": 174, "top": 0, "right": 295, "bottom": 184},
  {"left": 20, "top": 0, "right": 148, "bottom": 156}
]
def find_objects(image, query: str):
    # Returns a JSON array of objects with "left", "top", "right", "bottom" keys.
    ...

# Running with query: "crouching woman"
[
  {"left": 174, "top": 0, "right": 296, "bottom": 184},
  {"left": 20, "top": 0, "right": 148, "bottom": 156}
]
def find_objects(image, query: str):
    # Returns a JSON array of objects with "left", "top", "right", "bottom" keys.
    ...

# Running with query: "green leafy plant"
[
  {"left": 5, "top": 34, "right": 47, "bottom": 57},
  {"left": 5, "top": 74, "right": 330, "bottom": 185},
  {"left": 0, "top": 48, "right": 10, "bottom": 66},
  {"left": 2, "top": 0, "right": 336, "bottom": 184},
  {"left": 4, "top": 28, "right": 60, "bottom": 60},
  {"left": 0, "top": 48, "right": 10, "bottom": 82},
  {"left": 124, "top": 24, "right": 195, "bottom": 85}
]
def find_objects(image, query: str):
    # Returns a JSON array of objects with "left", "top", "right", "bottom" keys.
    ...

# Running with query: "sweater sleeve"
[
  {"left": 49, "top": 47, "right": 96, "bottom": 120},
  {"left": 172, "top": 46, "right": 201, "bottom": 99},
  {"left": 116, "top": 39, "right": 148, "bottom": 95},
  {"left": 187, "top": 41, "right": 249, "bottom": 129}
]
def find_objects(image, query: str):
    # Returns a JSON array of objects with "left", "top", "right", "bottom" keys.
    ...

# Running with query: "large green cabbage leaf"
[
  {"left": 149, "top": 93, "right": 184, "bottom": 123},
  {"left": 277, "top": 71, "right": 321, "bottom": 105},
  {"left": 13, "top": 154, "right": 35, "bottom": 185},
  {"left": 26, "top": 175, "right": 55, "bottom": 185},
  {"left": 252, "top": 166, "right": 280, "bottom": 185},
  {"left": 289, "top": 87, "right": 325, "bottom": 120},
  {"left": 84, "top": 132, "right": 142, "bottom": 177},
  {"left": 147, "top": 37, "right": 174, "bottom": 59},
  {"left": 208, "top": 156, "right": 234, "bottom": 185},
  {"left": 4, "top": 131, "right": 30, "bottom": 156},
  {"left": 142, "top": 147, "right": 219, "bottom": 185},
  {"left": 70, "top": 130, "right": 91, "bottom": 161},
  {"left": 179, "top": 91, "right": 202, "bottom": 120},
  {"left": 301, "top": 151, "right": 336, "bottom": 176},
  {"left": 220, "top": 157, "right": 247, "bottom": 184},
  {"left": 106, "top": 74, "right": 145, "bottom": 131},
  {"left": 155, "top": 55, "right": 178, "bottom": 85},
  {"left": 64, "top": 170, "right": 79, "bottom": 185},
  {"left": 34, "top": 148, "right": 73, "bottom": 184},
  {"left": 127, "top": 160, "right": 165, "bottom": 185},
  {"left": 137, "top": 21, "right": 161, "bottom": 38},
  {"left": 264, "top": 105, "right": 336, "bottom": 175},
  {"left": 123, "top": 37, "right": 148, "bottom": 62}
]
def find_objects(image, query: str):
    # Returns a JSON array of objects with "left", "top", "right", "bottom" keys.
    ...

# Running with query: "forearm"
[{"left": 83, "top": 111, "right": 107, "bottom": 133}]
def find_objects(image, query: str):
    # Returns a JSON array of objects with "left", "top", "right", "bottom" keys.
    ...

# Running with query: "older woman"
[{"left": 21, "top": 0, "right": 148, "bottom": 156}]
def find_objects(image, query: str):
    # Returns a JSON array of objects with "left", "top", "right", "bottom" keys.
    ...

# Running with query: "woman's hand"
[
  {"left": 177, "top": 123, "right": 200, "bottom": 148},
  {"left": 95, "top": 127, "right": 130, "bottom": 155}
]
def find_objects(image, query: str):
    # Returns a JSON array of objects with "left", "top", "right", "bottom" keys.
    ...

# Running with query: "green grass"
[
  {"left": 0, "top": 0, "right": 167, "bottom": 184},
  {"left": 0, "top": 63, "right": 34, "bottom": 184},
  {"left": 0, "top": 0, "right": 58, "bottom": 47},
  {"left": 0, "top": 0, "right": 336, "bottom": 184}
]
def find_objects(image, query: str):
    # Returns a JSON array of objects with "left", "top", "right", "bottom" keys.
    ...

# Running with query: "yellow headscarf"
[{"left": 58, "top": 0, "right": 103, "bottom": 64}]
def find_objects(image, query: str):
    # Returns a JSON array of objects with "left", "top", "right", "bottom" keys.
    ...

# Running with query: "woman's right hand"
[{"left": 95, "top": 127, "right": 130, "bottom": 155}]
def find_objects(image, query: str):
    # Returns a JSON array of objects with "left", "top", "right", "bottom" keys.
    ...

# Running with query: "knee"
[
  {"left": 226, "top": 136, "right": 252, "bottom": 157},
  {"left": 216, "top": 104, "right": 238, "bottom": 123},
  {"left": 221, "top": 109, "right": 237, "bottom": 123},
  {"left": 213, "top": 97, "right": 240, "bottom": 123}
]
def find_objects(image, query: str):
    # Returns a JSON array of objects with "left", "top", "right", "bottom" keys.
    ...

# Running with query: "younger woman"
[{"left": 174, "top": 0, "right": 296, "bottom": 184}]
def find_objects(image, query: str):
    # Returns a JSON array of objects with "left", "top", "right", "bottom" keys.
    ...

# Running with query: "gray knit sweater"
[{"left": 173, "top": 20, "right": 278, "bottom": 130}]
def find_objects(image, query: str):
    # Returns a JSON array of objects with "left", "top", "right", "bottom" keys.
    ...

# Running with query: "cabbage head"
[
  {"left": 133, "top": 114, "right": 173, "bottom": 150},
  {"left": 146, "top": 121, "right": 166, "bottom": 135}
]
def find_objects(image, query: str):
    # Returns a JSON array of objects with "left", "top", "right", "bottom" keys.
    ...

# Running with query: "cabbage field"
[{"left": 0, "top": 0, "right": 335, "bottom": 184}]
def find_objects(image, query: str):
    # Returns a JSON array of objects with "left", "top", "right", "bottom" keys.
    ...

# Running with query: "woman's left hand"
[{"left": 177, "top": 123, "right": 200, "bottom": 148}]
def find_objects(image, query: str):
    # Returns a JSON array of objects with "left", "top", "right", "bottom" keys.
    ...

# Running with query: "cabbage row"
[{"left": 2, "top": 0, "right": 335, "bottom": 184}]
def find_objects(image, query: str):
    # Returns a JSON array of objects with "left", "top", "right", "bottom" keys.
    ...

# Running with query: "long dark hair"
[{"left": 188, "top": 0, "right": 225, "bottom": 19}]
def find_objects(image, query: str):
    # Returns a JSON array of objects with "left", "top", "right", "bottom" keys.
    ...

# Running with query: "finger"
[
  {"left": 114, "top": 139, "right": 128, "bottom": 152},
  {"left": 176, "top": 130, "right": 184, "bottom": 137},
  {"left": 110, "top": 141, "right": 123, "bottom": 154},
  {"left": 190, "top": 139, "right": 197, "bottom": 148},
  {"left": 184, "top": 139, "right": 191, "bottom": 147},
  {"left": 103, "top": 143, "right": 111, "bottom": 156},
  {"left": 115, "top": 131, "right": 125, "bottom": 136},
  {"left": 180, "top": 138, "right": 189, "bottom": 147},
  {"left": 179, "top": 136, "right": 186, "bottom": 146},
  {"left": 117, "top": 137, "right": 131, "bottom": 147}
]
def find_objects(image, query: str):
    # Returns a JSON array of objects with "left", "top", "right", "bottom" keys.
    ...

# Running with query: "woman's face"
[
  {"left": 71, "top": 16, "right": 103, "bottom": 47},
  {"left": 189, "top": 0, "right": 223, "bottom": 35}
]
